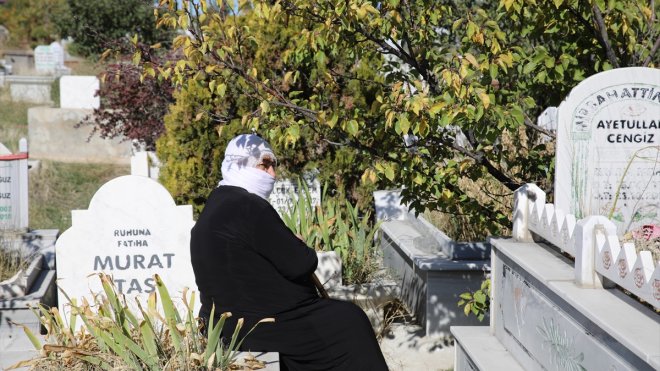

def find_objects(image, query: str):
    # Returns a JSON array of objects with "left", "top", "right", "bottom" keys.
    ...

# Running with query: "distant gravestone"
[
  {"left": 0, "top": 25, "right": 9, "bottom": 44},
  {"left": 55, "top": 176, "right": 196, "bottom": 319},
  {"left": 34, "top": 42, "right": 64, "bottom": 74},
  {"left": 59, "top": 76, "right": 100, "bottom": 109},
  {"left": 0, "top": 139, "right": 29, "bottom": 231},
  {"left": 554, "top": 67, "right": 660, "bottom": 236},
  {"left": 269, "top": 173, "right": 321, "bottom": 215},
  {"left": 130, "top": 150, "right": 161, "bottom": 181},
  {"left": 373, "top": 189, "right": 408, "bottom": 221}
]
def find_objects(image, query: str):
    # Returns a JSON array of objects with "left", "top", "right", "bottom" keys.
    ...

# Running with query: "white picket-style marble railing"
[{"left": 513, "top": 184, "right": 660, "bottom": 310}]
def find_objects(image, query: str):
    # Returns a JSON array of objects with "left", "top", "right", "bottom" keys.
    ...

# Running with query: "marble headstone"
[
  {"left": 34, "top": 42, "right": 64, "bottom": 74},
  {"left": 55, "top": 175, "right": 196, "bottom": 320},
  {"left": 269, "top": 173, "right": 321, "bottom": 215},
  {"left": 554, "top": 67, "right": 660, "bottom": 236},
  {"left": 60, "top": 76, "right": 100, "bottom": 109},
  {"left": 0, "top": 139, "right": 29, "bottom": 230}
]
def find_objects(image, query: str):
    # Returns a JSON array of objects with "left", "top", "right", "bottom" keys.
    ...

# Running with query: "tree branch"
[
  {"left": 591, "top": 3, "right": 620, "bottom": 68},
  {"left": 643, "top": 34, "right": 660, "bottom": 66}
]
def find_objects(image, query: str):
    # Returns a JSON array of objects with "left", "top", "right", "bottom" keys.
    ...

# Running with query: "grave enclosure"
[
  {"left": 0, "top": 139, "right": 28, "bottom": 231},
  {"left": 452, "top": 67, "right": 660, "bottom": 370},
  {"left": 0, "top": 139, "right": 59, "bottom": 369}
]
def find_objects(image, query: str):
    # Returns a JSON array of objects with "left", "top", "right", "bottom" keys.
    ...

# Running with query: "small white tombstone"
[
  {"left": 34, "top": 45, "right": 56, "bottom": 73},
  {"left": 49, "top": 41, "right": 65, "bottom": 69},
  {"left": 554, "top": 67, "right": 660, "bottom": 236},
  {"left": 55, "top": 175, "right": 196, "bottom": 321},
  {"left": 0, "top": 139, "right": 29, "bottom": 231},
  {"left": 537, "top": 107, "right": 558, "bottom": 143},
  {"left": 269, "top": 173, "right": 321, "bottom": 215},
  {"left": 59, "top": 76, "right": 100, "bottom": 109},
  {"left": 130, "top": 150, "right": 161, "bottom": 181},
  {"left": 373, "top": 189, "right": 408, "bottom": 221},
  {"left": 34, "top": 42, "right": 66, "bottom": 75}
]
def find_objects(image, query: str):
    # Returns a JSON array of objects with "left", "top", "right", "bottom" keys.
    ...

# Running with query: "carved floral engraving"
[
  {"left": 633, "top": 268, "right": 644, "bottom": 288},
  {"left": 537, "top": 317, "right": 586, "bottom": 371},
  {"left": 617, "top": 258, "right": 628, "bottom": 278},
  {"left": 602, "top": 250, "right": 612, "bottom": 269}
]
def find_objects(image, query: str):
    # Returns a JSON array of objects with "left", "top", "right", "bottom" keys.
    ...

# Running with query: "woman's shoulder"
[{"left": 212, "top": 186, "right": 272, "bottom": 209}]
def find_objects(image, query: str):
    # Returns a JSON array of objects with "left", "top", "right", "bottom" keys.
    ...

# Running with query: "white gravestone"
[
  {"left": 269, "top": 174, "right": 321, "bottom": 215},
  {"left": 554, "top": 67, "right": 660, "bottom": 236},
  {"left": 34, "top": 42, "right": 64, "bottom": 74},
  {"left": 60, "top": 75, "right": 100, "bottom": 109},
  {"left": 0, "top": 139, "right": 29, "bottom": 230},
  {"left": 373, "top": 189, "right": 408, "bottom": 221},
  {"left": 55, "top": 175, "right": 196, "bottom": 321},
  {"left": 130, "top": 150, "right": 160, "bottom": 181}
]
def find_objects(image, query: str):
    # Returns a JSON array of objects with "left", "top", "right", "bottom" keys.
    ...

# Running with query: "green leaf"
[
  {"left": 346, "top": 120, "right": 359, "bottom": 136},
  {"left": 398, "top": 114, "right": 410, "bottom": 134},
  {"left": 511, "top": 106, "right": 524, "bottom": 125},
  {"left": 522, "top": 61, "right": 536, "bottom": 74}
]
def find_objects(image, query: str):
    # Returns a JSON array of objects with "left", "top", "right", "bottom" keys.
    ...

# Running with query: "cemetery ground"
[{"left": 0, "top": 92, "right": 458, "bottom": 369}]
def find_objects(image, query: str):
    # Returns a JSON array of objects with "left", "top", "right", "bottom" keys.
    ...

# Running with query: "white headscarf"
[{"left": 219, "top": 134, "right": 277, "bottom": 199}]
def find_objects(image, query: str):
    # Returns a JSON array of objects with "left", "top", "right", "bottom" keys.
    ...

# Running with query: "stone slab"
[
  {"left": 6, "top": 75, "right": 54, "bottom": 104},
  {"left": 548, "top": 281, "right": 660, "bottom": 368},
  {"left": 59, "top": 75, "right": 100, "bottom": 109},
  {"left": 451, "top": 326, "right": 524, "bottom": 371},
  {"left": 381, "top": 220, "right": 489, "bottom": 337},
  {"left": 415, "top": 215, "right": 491, "bottom": 260},
  {"left": 492, "top": 239, "right": 659, "bottom": 370},
  {"left": 28, "top": 107, "right": 132, "bottom": 164},
  {"left": 490, "top": 238, "right": 575, "bottom": 281}
]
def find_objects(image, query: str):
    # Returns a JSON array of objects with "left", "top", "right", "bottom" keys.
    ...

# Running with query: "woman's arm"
[{"left": 250, "top": 199, "right": 319, "bottom": 281}]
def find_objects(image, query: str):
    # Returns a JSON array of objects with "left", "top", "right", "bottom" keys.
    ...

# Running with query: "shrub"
[
  {"left": 282, "top": 179, "right": 381, "bottom": 285},
  {"left": 10, "top": 273, "right": 271, "bottom": 370}
]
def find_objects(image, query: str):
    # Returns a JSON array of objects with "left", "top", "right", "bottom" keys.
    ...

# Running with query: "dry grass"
[
  {"left": 0, "top": 234, "right": 31, "bottom": 281},
  {"left": 29, "top": 160, "right": 129, "bottom": 231}
]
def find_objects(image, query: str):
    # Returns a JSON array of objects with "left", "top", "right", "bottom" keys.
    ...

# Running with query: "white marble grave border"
[{"left": 513, "top": 183, "right": 659, "bottom": 309}]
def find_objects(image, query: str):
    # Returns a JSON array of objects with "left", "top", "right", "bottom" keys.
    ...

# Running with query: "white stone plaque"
[
  {"left": 499, "top": 263, "right": 633, "bottom": 370},
  {"left": 269, "top": 173, "right": 321, "bottom": 215},
  {"left": 0, "top": 139, "right": 29, "bottom": 230},
  {"left": 34, "top": 45, "right": 56, "bottom": 73},
  {"left": 55, "top": 175, "right": 197, "bottom": 321},
  {"left": 555, "top": 67, "right": 660, "bottom": 236},
  {"left": 59, "top": 75, "right": 100, "bottom": 109}
]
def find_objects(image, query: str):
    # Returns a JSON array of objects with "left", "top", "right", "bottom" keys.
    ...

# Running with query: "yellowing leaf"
[
  {"left": 283, "top": 71, "right": 293, "bottom": 85},
  {"left": 464, "top": 53, "right": 479, "bottom": 68},
  {"left": 429, "top": 102, "right": 446, "bottom": 117},
  {"left": 384, "top": 165, "right": 395, "bottom": 181},
  {"left": 478, "top": 91, "right": 491, "bottom": 109},
  {"left": 260, "top": 100, "right": 270, "bottom": 114},
  {"left": 216, "top": 83, "right": 227, "bottom": 97}
]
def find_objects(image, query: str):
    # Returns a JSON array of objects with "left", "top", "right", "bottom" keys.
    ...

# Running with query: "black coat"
[{"left": 191, "top": 186, "right": 388, "bottom": 370}]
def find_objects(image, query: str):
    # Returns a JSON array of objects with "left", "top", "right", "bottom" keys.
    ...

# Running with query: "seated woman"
[{"left": 191, "top": 134, "right": 389, "bottom": 371}]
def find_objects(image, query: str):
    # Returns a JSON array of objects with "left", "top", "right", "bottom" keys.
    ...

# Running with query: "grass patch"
[
  {"left": 69, "top": 57, "right": 104, "bottom": 76},
  {"left": 29, "top": 160, "right": 129, "bottom": 232},
  {"left": 0, "top": 235, "right": 30, "bottom": 281},
  {"left": 0, "top": 88, "right": 32, "bottom": 153}
]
